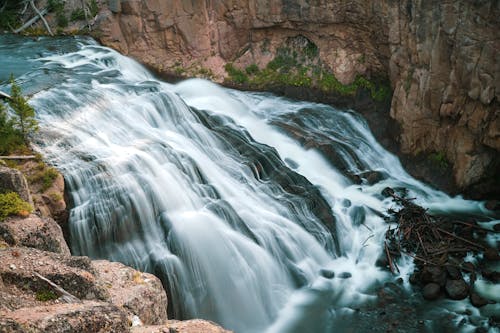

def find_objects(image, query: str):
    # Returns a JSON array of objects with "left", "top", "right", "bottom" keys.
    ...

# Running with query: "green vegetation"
[
  {"left": 0, "top": 1, "right": 21, "bottom": 30},
  {"left": 224, "top": 63, "right": 248, "bottom": 84},
  {"left": 35, "top": 289, "right": 58, "bottom": 301},
  {"left": 89, "top": 0, "right": 99, "bottom": 17},
  {"left": 245, "top": 64, "right": 259, "bottom": 75},
  {"left": 0, "top": 75, "right": 38, "bottom": 155},
  {"left": 48, "top": 0, "right": 68, "bottom": 27},
  {"left": 71, "top": 8, "right": 85, "bottom": 21},
  {"left": 0, "top": 192, "right": 33, "bottom": 220},
  {"left": 29, "top": 166, "right": 59, "bottom": 192},
  {"left": 428, "top": 152, "right": 449, "bottom": 172}
]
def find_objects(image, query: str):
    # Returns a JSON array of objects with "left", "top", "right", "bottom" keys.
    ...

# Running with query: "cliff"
[{"left": 90, "top": 0, "right": 499, "bottom": 198}]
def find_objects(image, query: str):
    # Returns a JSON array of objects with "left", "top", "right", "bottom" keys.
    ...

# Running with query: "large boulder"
[
  {"left": 92, "top": 260, "right": 168, "bottom": 325},
  {"left": 0, "top": 166, "right": 32, "bottom": 205},
  {"left": 132, "top": 320, "right": 233, "bottom": 333},
  {"left": 0, "top": 214, "right": 70, "bottom": 255}
]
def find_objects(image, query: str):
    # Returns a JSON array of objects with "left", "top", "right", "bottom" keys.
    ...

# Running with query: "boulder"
[
  {"left": 0, "top": 301, "right": 129, "bottom": 332},
  {"left": 132, "top": 320, "right": 233, "bottom": 333},
  {"left": 0, "top": 166, "right": 32, "bottom": 205},
  {"left": 470, "top": 292, "right": 489, "bottom": 308},
  {"left": 92, "top": 260, "right": 168, "bottom": 325},
  {"left": 0, "top": 214, "right": 70, "bottom": 255},
  {"left": 420, "top": 266, "right": 447, "bottom": 286},
  {"left": 445, "top": 279, "right": 469, "bottom": 300},
  {"left": 422, "top": 283, "right": 441, "bottom": 300}
]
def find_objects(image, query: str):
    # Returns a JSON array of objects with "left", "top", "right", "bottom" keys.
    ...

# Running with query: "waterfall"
[{"left": 1, "top": 35, "right": 495, "bottom": 333}]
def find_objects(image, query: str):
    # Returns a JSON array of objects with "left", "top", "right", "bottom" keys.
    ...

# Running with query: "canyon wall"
[{"left": 59, "top": 0, "right": 499, "bottom": 197}]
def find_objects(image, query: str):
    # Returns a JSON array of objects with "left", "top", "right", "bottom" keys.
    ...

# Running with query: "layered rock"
[{"left": 87, "top": 0, "right": 499, "bottom": 197}]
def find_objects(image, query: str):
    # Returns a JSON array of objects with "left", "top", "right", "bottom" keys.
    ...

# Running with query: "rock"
[
  {"left": 461, "top": 262, "right": 475, "bottom": 273},
  {"left": 0, "top": 214, "right": 70, "bottom": 255},
  {"left": 422, "top": 283, "right": 441, "bottom": 300},
  {"left": 485, "top": 200, "right": 500, "bottom": 211},
  {"left": 360, "top": 171, "right": 386, "bottom": 185},
  {"left": 132, "top": 320, "right": 233, "bottom": 333},
  {"left": 0, "top": 301, "right": 129, "bottom": 332},
  {"left": 0, "top": 166, "right": 32, "bottom": 205},
  {"left": 470, "top": 292, "right": 489, "bottom": 308},
  {"left": 319, "top": 269, "right": 335, "bottom": 279},
  {"left": 338, "top": 272, "right": 352, "bottom": 279},
  {"left": 420, "top": 266, "right": 447, "bottom": 286},
  {"left": 445, "top": 265, "right": 462, "bottom": 280},
  {"left": 483, "top": 247, "right": 500, "bottom": 261},
  {"left": 92, "top": 260, "right": 168, "bottom": 325},
  {"left": 409, "top": 273, "right": 419, "bottom": 285},
  {"left": 493, "top": 224, "right": 500, "bottom": 232},
  {"left": 445, "top": 279, "right": 469, "bottom": 300},
  {"left": 481, "top": 269, "right": 500, "bottom": 283}
]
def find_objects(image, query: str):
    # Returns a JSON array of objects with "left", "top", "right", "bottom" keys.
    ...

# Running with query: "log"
[
  {"left": 13, "top": 7, "right": 49, "bottom": 34},
  {"left": 0, "top": 155, "right": 37, "bottom": 160},
  {"left": 29, "top": 1, "right": 53, "bottom": 36},
  {"left": 0, "top": 91, "right": 11, "bottom": 100},
  {"left": 34, "top": 272, "right": 81, "bottom": 303}
]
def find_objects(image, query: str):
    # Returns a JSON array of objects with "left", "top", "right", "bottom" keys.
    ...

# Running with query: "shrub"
[
  {"left": 245, "top": 64, "right": 259, "bottom": 75},
  {"left": 0, "top": 192, "right": 33, "bottom": 220},
  {"left": 70, "top": 8, "right": 85, "bottom": 21},
  {"left": 224, "top": 63, "right": 248, "bottom": 84},
  {"left": 89, "top": 0, "right": 99, "bottom": 17},
  {"left": 29, "top": 167, "right": 59, "bottom": 192},
  {"left": 35, "top": 289, "right": 58, "bottom": 301}
]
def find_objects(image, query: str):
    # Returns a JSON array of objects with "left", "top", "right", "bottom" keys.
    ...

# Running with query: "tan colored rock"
[
  {"left": 0, "top": 166, "right": 33, "bottom": 205},
  {"left": 0, "top": 214, "right": 70, "bottom": 255},
  {"left": 0, "top": 301, "right": 129, "bottom": 333},
  {"left": 132, "top": 319, "right": 232, "bottom": 333},
  {"left": 93, "top": 260, "right": 168, "bottom": 325}
]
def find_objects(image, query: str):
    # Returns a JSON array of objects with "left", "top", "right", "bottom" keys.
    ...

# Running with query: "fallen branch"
[
  {"left": 34, "top": 272, "right": 81, "bottom": 303},
  {"left": 0, "top": 91, "right": 11, "bottom": 100},
  {"left": 13, "top": 7, "right": 49, "bottom": 34},
  {"left": 29, "top": 1, "right": 53, "bottom": 36},
  {"left": 436, "top": 227, "right": 485, "bottom": 250},
  {"left": 0, "top": 155, "right": 37, "bottom": 159}
]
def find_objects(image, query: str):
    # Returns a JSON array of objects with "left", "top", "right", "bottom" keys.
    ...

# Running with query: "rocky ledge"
[{"left": 0, "top": 164, "right": 231, "bottom": 332}]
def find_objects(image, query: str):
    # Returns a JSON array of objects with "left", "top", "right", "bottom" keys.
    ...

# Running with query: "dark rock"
[
  {"left": 481, "top": 269, "right": 500, "bottom": 283},
  {"left": 422, "top": 283, "right": 441, "bottom": 300},
  {"left": 409, "top": 273, "right": 419, "bottom": 285},
  {"left": 382, "top": 187, "right": 394, "bottom": 197},
  {"left": 493, "top": 223, "right": 500, "bottom": 232},
  {"left": 483, "top": 247, "right": 500, "bottom": 261},
  {"left": 338, "top": 272, "right": 352, "bottom": 279},
  {"left": 445, "top": 265, "right": 462, "bottom": 280},
  {"left": 319, "top": 269, "right": 335, "bottom": 279},
  {"left": 376, "top": 254, "right": 389, "bottom": 268},
  {"left": 420, "top": 266, "right": 447, "bottom": 286},
  {"left": 360, "top": 171, "right": 386, "bottom": 185},
  {"left": 485, "top": 200, "right": 500, "bottom": 211},
  {"left": 462, "top": 262, "right": 475, "bottom": 273},
  {"left": 445, "top": 279, "right": 469, "bottom": 300},
  {"left": 470, "top": 292, "right": 489, "bottom": 308}
]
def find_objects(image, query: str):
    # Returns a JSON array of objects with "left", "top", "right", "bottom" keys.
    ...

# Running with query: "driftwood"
[
  {"left": 34, "top": 272, "right": 81, "bottom": 303},
  {"left": 13, "top": 6, "right": 49, "bottom": 34},
  {"left": 0, "top": 91, "right": 11, "bottom": 100},
  {"left": 29, "top": 0, "right": 53, "bottom": 36},
  {"left": 0, "top": 155, "right": 37, "bottom": 159}
]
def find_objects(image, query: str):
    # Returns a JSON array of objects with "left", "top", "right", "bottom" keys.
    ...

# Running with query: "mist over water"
[{"left": 0, "top": 35, "right": 497, "bottom": 333}]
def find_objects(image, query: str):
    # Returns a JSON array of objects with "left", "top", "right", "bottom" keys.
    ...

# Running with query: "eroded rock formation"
[{"left": 90, "top": 0, "right": 499, "bottom": 197}]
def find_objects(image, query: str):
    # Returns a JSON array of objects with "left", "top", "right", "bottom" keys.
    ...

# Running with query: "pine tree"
[{"left": 7, "top": 74, "right": 38, "bottom": 142}]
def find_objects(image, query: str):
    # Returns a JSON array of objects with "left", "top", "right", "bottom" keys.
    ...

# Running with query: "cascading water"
[{"left": 1, "top": 35, "right": 498, "bottom": 333}]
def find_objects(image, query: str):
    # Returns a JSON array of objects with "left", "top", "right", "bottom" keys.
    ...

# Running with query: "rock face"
[{"left": 89, "top": 0, "right": 499, "bottom": 197}]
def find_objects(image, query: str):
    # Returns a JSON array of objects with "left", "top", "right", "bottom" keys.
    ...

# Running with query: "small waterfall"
[{"left": 1, "top": 35, "right": 495, "bottom": 333}]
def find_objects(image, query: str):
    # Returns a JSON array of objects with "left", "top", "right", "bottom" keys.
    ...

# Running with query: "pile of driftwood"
[{"left": 382, "top": 187, "right": 498, "bottom": 304}]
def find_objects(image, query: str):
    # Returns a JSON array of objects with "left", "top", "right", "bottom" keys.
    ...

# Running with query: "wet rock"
[
  {"left": 461, "top": 262, "right": 475, "bottom": 273},
  {"left": 493, "top": 224, "right": 500, "bottom": 232},
  {"left": 0, "top": 301, "right": 129, "bottom": 332},
  {"left": 470, "top": 292, "right": 489, "bottom": 308},
  {"left": 319, "top": 269, "right": 335, "bottom": 279},
  {"left": 420, "top": 266, "right": 447, "bottom": 286},
  {"left": 445, "top": 266, "right": 462, "bottom": 280},
  {"left": 481, "top": 269, "right": 500, "bottom": 283},
  {"left": 93, "top": 260, "right": 168, "bottom": 325},
  {"left": 422, "top": 283, "right": 441, "bottom": 300},
  {"left": 376, "top": 254, "right": 389, "bottom": 269},
  {"left": 0, "top": 214, "right": 70, "bottom": 255},
  {"left": 485, "top": 200, "right": 500, "bottom": 211},
  {"left": 0, "top": 166, "right": 32, "bottom": 205},
  {"left": 284, "top": 158, "right": 299, "bottom": 170},
  {"left": 445, "top": 279, "right": 469, "bottom": 300},
  {"left": 409, "top": 273, "right": 419, "bottom": 285},
  {"left": 483, "top": 247, "right": 500, "bottom": 261},
  {"left": 359, "top": 171, "right": 387, "bottom": 185},
  {"left": 338, "top": 272, "right": 352, "bottom": 279}
]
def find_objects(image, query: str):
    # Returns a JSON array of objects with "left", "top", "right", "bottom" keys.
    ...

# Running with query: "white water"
[{"left": 2, "top": 36, "right": 496, "bottom": 332}]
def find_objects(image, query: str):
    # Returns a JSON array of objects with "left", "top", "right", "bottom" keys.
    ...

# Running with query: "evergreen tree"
[
  {"left": 0, "top": 101, "right": 22, "bottom": 154},
  {"left": 7, "top": 74, "right": 38, "bottom": 142}
]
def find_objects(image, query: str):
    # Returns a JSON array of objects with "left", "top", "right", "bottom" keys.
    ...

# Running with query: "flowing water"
[{"left": 0, "top": 35, "right": 498, "bottom": 332}]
